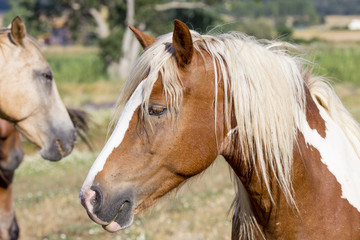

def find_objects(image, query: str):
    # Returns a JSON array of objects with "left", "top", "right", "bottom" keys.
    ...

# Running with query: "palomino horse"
[
  {"left": 0, "top": 16, "right": 76, "bottom": 161},
  {"left": 80, "top": 20, "right": 360, "bottom": 239},
  {"left": 0, "top": 119, "right": 22, "bottom": 240}
]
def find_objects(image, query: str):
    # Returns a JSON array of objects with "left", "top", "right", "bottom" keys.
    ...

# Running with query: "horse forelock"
[{"left": 109, "top": 32, "right": 182, "bottom": 133}]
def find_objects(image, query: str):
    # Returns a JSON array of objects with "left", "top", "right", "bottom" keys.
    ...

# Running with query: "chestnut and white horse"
[
  {"left": 80, "top": 20, "right": 360, "bottom": 239},
  {"left": 0, "top": 17, "right": 76, "bottom": 161}
]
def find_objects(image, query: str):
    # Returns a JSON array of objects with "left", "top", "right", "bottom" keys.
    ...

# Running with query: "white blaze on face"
[
  {"left": 81, "top": 80, "right": 146, "bottom": 192},
  {"left": 300, "top": 106, "right": 360, "bottom": 212}
]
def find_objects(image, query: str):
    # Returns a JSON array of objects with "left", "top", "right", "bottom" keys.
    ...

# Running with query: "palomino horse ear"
[
  {"left": 11, "top": 16, "right": 27, "bottom": 47},
  {"left": 129, "top": 26, "right": 157, "bottom": 49},
  {"left": 172, "top": 19, "right": 193, "bottom": 66}
]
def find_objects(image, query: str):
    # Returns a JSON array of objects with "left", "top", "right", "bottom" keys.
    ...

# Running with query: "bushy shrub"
[{"left": 219, "top": 18, "right": 277, "bottom": 40}]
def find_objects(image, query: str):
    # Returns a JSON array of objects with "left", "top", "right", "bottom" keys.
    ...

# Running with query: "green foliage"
[
  {"left": 4, "top": 0, "right": 49, "bottom": 36},
  {"left": 225, "top": 0, "right": 320, "bottom": 26},
  {"left": 311, "top": 43, "right": 360, "bottom": 85},
  {"left": 4, "top": 0, "right": 99, "bottom": 41},
  {"left": 45, "top": 52, "right": 107, "bottom": 83},
  {"left": 220, "top": 18, "right": 277, "bottom": 39},
  {"left": 98, "top": 29, "right": 124, "bottom": 65},
  {"left": 276, "top": 24, "right": 293, "bottom": 41},
  {"left": 97, "top": 0, "right": 223, "bottom": 67},
  {"left": 148, "top": 8, "right": 223, "bottom": 35}
]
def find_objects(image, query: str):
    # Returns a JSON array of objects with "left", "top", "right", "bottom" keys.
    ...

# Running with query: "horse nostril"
[{"left": 90, "top": 185, "right": 103, "bottom": 213}]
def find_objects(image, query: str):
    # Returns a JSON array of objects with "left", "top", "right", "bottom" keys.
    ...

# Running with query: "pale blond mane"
[
  {"left": 307, "top": 76, "right": 360, "bottom": 158},
  {"left": 109, "top": 33, "right": 181, "bottom": 130},
  {"left": 110, "top": 29, "right": 360, "bottom": 239}
]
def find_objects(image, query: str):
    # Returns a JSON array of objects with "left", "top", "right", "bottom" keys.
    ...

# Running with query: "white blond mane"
[
  {"left": 111, "top": 29, "right": 360, "bottom": 240},
  {"left": 109, "top": 33, "right": 181, "bottom": 129}
]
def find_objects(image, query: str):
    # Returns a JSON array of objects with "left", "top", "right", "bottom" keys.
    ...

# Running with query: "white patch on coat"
[
  {"left": 300, "top": 106, "right": 360, "bottom": 212},
  {"left": 80, "top": 80, "right": 145, "bottom": 192}
]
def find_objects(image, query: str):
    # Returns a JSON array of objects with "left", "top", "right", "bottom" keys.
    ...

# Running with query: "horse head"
[
  {"left": 80, "top": 20, "right": 223, "bottom": 232},
  {"left": 0, "top": 17, "right": 76, "bottom": 161}
]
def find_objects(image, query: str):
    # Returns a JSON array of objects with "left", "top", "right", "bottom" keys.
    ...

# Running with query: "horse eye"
[
  {"left": 148, "top": 105, "right": 167, "bottom": 116},
  {"left": 42, "top": 72, "right": 53, "bottom": 81}
]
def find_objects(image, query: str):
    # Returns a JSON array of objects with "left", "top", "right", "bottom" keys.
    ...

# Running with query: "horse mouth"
[
  {"left": 103, "top": 202, "right": 134, "bottom": 232},
  {"left": 56, "top": 140, "right": 65, "bottom": 157}
]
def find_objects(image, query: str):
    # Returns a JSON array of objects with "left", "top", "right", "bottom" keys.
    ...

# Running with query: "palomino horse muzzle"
[{"left": 40, "top": 128, "right": 77, "bottom": 161}]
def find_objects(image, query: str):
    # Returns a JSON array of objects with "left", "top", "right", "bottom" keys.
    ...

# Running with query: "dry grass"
[
  {"left": 324, "top": 15, "right": 360, "bottom": 29},
  {"left": 14, "top": 151, "right": 233, "bottom": 240},
  {"left": 293, "top": 29, "right": 360, "bottom": 42},
  {"left": 293, "top": 15, "right": 360, "bottom": 42}
]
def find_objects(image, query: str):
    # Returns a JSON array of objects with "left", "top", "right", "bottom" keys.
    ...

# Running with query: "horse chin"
[
  {"left": 102, "top": 202, "right": 134, "bottom": 233},
  {"left": 40, "top": 148, "right": 63, "bottom": 161},
  {"left": 103, "top": 215, "right": 134, "bottom": 233}
]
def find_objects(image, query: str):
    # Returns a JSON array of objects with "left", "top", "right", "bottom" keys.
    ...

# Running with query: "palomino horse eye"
[
  {"left": 148, "top": 105, "right": 167, "bottom": 116},
  {"left": 41, "top": 72, "right": 53, "bottom": 82}
]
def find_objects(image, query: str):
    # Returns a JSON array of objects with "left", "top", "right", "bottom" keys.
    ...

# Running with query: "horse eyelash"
[
  {"left": 148, "top": 106, "right": 167, "bottom": 116},
  {"left": 41, "top": 72, "right": 53, "bottom": 81}
]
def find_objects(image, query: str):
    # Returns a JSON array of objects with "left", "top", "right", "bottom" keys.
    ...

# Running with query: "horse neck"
[{"left": 221, "top": 86, "right": 360, "bottom": 238}]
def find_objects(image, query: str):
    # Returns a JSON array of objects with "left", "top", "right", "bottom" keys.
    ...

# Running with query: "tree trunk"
[
  {"left": 112, "top": 0, "right": 144, "bottom": 81},
  {"left": 89, "top": 6, "right": 110, "bottom": 39}
]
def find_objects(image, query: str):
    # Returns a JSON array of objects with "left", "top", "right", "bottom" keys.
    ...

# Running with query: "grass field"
[
  {"left": 12, "top": 40, "right": 360, "bottom": 239},
  {"left": 309, "top": 42, "right": 360, "bottom": 85}
]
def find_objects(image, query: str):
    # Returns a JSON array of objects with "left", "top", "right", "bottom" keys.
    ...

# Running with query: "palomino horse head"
[
  {"left": 0, "top": 17, "right": 76, "bottom": 161},
  {"left": 0, "top": 119, "right": 22, "bottom": 240},
  {"left": 81, "top": 20, "right": 360, "bottom": 238}
]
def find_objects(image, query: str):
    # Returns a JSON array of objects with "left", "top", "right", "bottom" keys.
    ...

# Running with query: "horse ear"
[
  {"left": 11, "top": 16, "right": 27, "bottom": 47},
  {"left": 172, "top": 19, "right": 193, "bottom": 66},
  {"left": 129, "top": 26, "right": 156, "bottom": 49}
]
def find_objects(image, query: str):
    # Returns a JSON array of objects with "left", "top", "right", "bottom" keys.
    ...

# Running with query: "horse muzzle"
[
  {"left": 40, "top": 128, "right": 77, "bottom": 161},
  {"left": 79, "top": 185, "right": 135, "bottom": 232}
]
